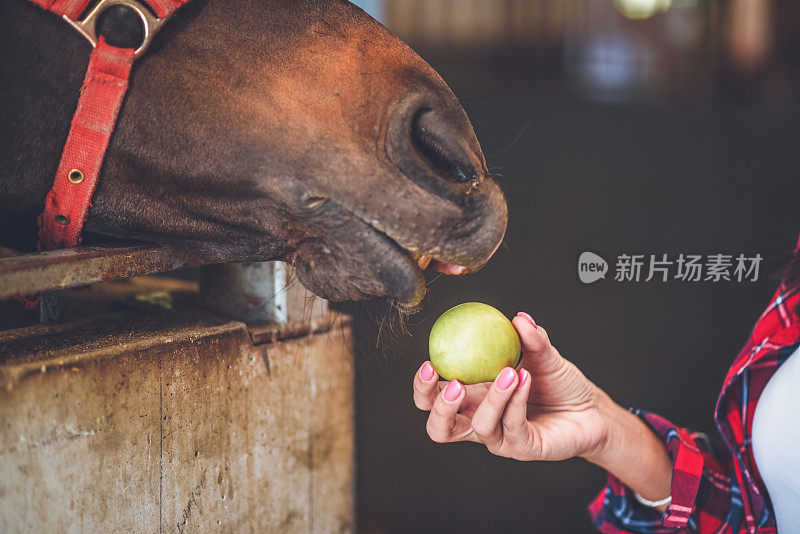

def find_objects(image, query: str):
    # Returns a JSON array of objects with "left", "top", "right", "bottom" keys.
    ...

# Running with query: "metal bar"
[
  {"left": 199, "top": 262, "right": 327, "bottom": 325},
  {"left": 0, "top": 245, "right": 211, "bottom": 301},
  {"left": 200, "top": 262, "right": 289, "bottom": 323}
]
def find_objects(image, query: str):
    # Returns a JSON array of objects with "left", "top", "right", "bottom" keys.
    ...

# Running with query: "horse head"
[{"left": 1, "top": 0, "right": 508, "bottom": 310}]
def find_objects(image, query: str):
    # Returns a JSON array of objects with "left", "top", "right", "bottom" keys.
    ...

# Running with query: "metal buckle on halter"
[{"left": 63, "top": 0, "right": 168, "bottom": 59}]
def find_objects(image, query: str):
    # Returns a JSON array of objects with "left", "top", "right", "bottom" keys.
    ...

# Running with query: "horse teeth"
[{"left": 409, "top": 252, "right": 432, "bottom": 270}]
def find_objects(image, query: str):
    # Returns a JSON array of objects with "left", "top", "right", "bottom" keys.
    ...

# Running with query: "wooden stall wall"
[{"left": 0, "top": 263, "right": 353, "bottom": 533}]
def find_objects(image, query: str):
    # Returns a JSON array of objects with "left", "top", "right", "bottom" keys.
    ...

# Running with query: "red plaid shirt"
[{"left": 589, "top": 241, "right": 800, "bottom": 533}]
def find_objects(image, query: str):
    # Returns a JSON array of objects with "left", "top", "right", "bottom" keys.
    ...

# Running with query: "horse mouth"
[
  {"left": 360, "top": 221, "right": 473, "bottom": 313},
  {"left": 357, "top": 212, "right": 472, "bottom": 278},
  {"left": 291, "top": 177, "right": 505, "bottom": 312},
  {"left": 393, "top": 251, "right": 467, "bottom": 313},
  {"left": 409, "top": 252, "right": 466, "bottom": 276}
]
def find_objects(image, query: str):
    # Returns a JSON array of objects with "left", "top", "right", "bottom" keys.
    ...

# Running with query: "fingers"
[
  {"left": 512, "top": 313, "right": 564, "bottom": 375},
  {"left": 414, "top": 363, "right": 475, "bottom": 443},
  {"left": 501, "top": 369, "right": 533, "bottom": 447},
  {"left": 426, "top": 380, "right": 476, "bottom": 443},
  {"left": 413, "top": 361, "right": 439, "bottom": 411},
  {"left": 470, "top": 367, "right": 519, "bottom": 451}
]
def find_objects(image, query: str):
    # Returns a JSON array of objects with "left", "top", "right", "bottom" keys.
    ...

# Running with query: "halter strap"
[
  {"left": 30, "top": 0, "right": 189, "bottom": 251},
  {"left": 30, "top": 0, "right": 188, "bottom": 21},
  {"left": 38, "top": 39, "right": 133, "bottom": 250}
]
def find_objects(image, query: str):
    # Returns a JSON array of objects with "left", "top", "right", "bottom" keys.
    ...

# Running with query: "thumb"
[{"left": 512, "top": 313, "right": 564, "bottom": 375}]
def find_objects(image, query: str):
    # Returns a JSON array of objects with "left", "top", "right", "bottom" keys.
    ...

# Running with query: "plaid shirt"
[{"left": 589, "top": 245, "right": 800, "bottom": 533}]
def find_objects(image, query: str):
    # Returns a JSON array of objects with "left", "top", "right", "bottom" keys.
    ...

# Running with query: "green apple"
[{"left": 429, "top": 302, "right": 521, "bottom": 384}]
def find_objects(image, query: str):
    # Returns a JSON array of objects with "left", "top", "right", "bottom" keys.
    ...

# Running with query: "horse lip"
[
  {"left": 298, "top": 198, "right": 488, "bottom": 307},
  {"left": 321, "top": 198, "right": 476, "bottom": 274},
  {"left": 362, "top": 220, "right": 472, "bottom": 276},
  {"left": 392, "top": 299, "right": 425, "bottom": 315}
]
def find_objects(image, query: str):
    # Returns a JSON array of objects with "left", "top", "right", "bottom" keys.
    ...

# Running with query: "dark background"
[{"left": 353, "top": 2, "right": 800, "bottom": 533}]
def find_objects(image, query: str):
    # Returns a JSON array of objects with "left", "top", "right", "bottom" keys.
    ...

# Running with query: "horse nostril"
[{"left": 410, "top": 109, "right": 477, "bottom": 184}]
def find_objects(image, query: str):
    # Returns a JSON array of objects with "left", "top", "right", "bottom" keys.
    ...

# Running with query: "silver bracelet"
[{"left": 633, "top": 491, "right": 672, "bottom": 508}]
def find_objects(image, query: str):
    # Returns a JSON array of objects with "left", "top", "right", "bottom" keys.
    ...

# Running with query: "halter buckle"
[{"left": 63, "top": 0, "right": 168, "bottom": 59}]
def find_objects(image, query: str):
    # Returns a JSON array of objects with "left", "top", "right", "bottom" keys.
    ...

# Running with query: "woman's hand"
[
  {"left": 413, "top": 312, "right": 609, "bottom": 461},
  {"left": 412, "top": 311, "right": 674, "bottom": 506}
]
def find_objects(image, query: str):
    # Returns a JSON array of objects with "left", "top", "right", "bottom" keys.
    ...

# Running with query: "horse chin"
[
  {"left": 294, "top": 260, "right": 428, "bottom": 312},
  {"left": 290, "top": 224, "right": 428, "bottom": 310}
]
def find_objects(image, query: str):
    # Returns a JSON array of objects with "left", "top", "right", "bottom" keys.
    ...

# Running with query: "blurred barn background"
[{"left": 348, "top": 1, "right": 800, "bottom": 533}]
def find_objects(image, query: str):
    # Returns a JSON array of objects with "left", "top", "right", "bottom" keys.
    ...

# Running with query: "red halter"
[{"left": 30, "top": 0, "right": 189, "bottom": 250}]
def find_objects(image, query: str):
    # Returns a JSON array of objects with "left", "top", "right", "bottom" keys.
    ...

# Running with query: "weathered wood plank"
[
  {"left": 0, "top": 245, "right": 211, "bottom": 300},
  {"left": 0, "top": 310, "right": 354, "bottom": 533}
]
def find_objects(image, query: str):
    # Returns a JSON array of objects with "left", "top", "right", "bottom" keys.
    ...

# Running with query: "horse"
[{"left": 0, "top": 0, "right": 508, "bottom": 311}]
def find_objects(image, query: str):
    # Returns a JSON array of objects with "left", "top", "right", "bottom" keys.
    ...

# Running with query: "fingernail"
[
  {"left": 443, "top": 379, "right": 462, "bottom": 402},
  {"left": 516, "top": 312, "right": 537, "bottom": 329},
  {"left": 517, "top": 369, "right": 530, "bottom": 389},
  {"left": 496, "top": 367, "right": 516, "bottom": 390},
  {"left": 420, "top": 362, "right": 434, "bottom": 381}
]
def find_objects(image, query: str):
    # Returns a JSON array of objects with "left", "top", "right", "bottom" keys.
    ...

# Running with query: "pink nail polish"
[
  {"left": 517, "top": 369, "right": 530, "bottom": 389},
  {"left": 443, "top": 380, "right": 462, "bottom": 401},
  {"left": 420, "top": 362, "right": 434, "bottom": 381},
  {"left": 516, "top": 312, "right": 537, "bottom": 329},
  {"left": 496, "top": 367, "right": 516, "bottom": 390}
]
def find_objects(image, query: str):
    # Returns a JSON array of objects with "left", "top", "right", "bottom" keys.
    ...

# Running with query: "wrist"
[
  {"left": 580, "top": 390, "right": 630, "bottom": 467},
  {"left": 581, "top": 395, "right": 673, "bottom": 505}
]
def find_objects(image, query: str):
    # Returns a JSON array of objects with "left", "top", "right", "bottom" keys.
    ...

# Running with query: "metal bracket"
[
  {"left": 63, "top": 0, "right": 168, "bottom": 58},
  {"left": 199, "top": 262, "right": 328, "bottom": 325}
]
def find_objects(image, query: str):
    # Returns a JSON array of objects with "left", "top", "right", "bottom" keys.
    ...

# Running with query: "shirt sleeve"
[{"left": 588, "top": 409, "right": 741, "bottom": 533}]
